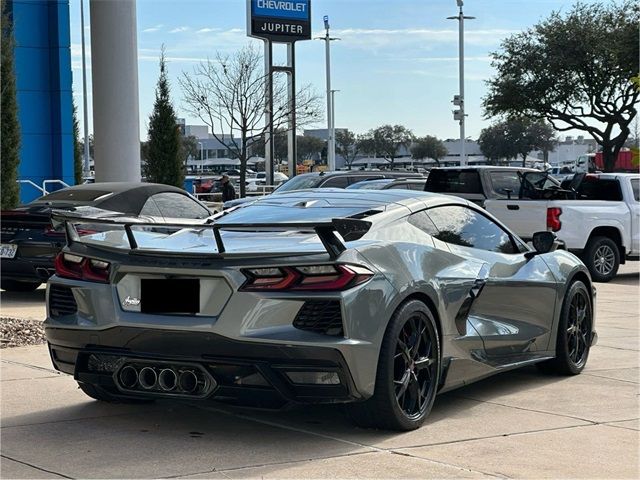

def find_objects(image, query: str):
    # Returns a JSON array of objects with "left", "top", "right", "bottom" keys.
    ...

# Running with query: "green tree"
[
  {"left": 358, "top": 124, "right": 414, "bottom": 169},
  {"left": 297, "top": 135, "right": 325, "bottom": 162},
  {"left": 479, "top": 118, "right": 556, "bottom": 166},
  {"left": 179, "top": 135, "right": 198, "bottom": 166},
  {"left": 410, "top": 135, "right": 447, "bottom": 166},
  {"left": 72, "top": 100, "right": 83, "bottom": 184},
  {"left": 1, "top": 0, "right": 21, "bottom": 208},
  {"left": 335, "top": 130, "right": 360, "bottom": 169},
  {"left": 143, "top": 48, "right": 183, "bottom": 187},
  {"left": 483, "top": 1, "right": 639, "bottom": 172}
]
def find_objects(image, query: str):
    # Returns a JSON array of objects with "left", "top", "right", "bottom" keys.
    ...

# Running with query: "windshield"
[
  {"left": 347, "top": 180, "right": 392, "bottom": 190},
  {"left": 273, "top": 175, "right": 320, "bottom": 193}
]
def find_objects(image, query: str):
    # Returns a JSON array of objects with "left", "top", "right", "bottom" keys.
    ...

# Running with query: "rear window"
[
  {"left": 36, "top": 189, "right": 113, "bottom": 203},
  {"left": 425, "top": 170, "right": 482, "bottom": 194},
  {"left": 561, "top": 177, "right": 623, "bottom": 201},
  {"left": 274, "top": 175, "right": 321, "bottom": 193}
]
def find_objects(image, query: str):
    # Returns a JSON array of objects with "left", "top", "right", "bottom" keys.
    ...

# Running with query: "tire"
[
  {"left": 77, "top": 382, "right": 154, "bottom": 404},
  {"left": 347, "top": 299, "right": 440, "bottom": 431},
  {"left": 582, "top": 236, "right": 619, "bottom": 283},
  {"left": 537, "top": 280, "right": 592, "bottom": 375},
  {"left": 0, "top": 280, "right": 41, "bottom": 292}
]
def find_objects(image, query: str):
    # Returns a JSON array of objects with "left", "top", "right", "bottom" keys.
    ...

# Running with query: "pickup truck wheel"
[{"left": 582, "top": 236, "right": 619, "bottom": 283}]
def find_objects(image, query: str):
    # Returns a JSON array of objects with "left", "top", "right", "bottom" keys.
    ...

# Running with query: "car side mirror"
[{"left": 526, "top": 231, "right": 557, "bottom": 258}]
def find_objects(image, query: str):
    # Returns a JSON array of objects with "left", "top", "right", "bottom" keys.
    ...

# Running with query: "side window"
[
  {"left": 490, "top": 171, "right": 521, "bottom": 196},
  {"left": 140, "top": 198, "right": 162, "bottom": 217},
  {"left": 408, "top": 211, "right": 439, "bottom": 236},
  {"left": 631, "top": 178, "right": 639, "bottom": 202},
  {"left": 149, "top": 192, "right": 210, "bottom": 219},
  {"left": 322, "top": 176, "right": 350, "bottom": 188},
  {"left": 426, "top": 205, "right": 517, "bottom": 254}
]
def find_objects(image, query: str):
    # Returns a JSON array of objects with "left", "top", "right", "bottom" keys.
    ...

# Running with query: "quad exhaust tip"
[
  {"left": 119, "top": 365, "right": 138, "bottom": 389},
  {"left": 138, "top": 367, "right": 158, "bottom": 389},
  {"left": 114, "top": 361, "right": 215, "bottom": 398},
  {"left": 158, "top": 369, "right": 178, "bottom": 391}
]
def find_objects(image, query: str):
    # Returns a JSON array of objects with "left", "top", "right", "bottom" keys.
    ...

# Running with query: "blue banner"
[{"left": 252, "top": 0, "right": 310, "bottom": 21}]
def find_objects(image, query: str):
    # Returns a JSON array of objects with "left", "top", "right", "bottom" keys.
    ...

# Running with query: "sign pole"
[
  {"left": 287, "top": 43, "right": 297, "bottom": 178},
  {"left": 264, "top": 40, "right": 275, "bottom": 186}
]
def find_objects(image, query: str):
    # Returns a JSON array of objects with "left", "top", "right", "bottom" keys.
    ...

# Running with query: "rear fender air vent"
[
  {"left": 293, "top": 300, "right": 343, "bottom": 336},
  {"left": 49, "top": 285, "right": 78, "bottom": 317}
]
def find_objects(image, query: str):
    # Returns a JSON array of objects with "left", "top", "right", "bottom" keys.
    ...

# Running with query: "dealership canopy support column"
[{"left": 90, "top": 0, "right": 141, "bottom": 182}]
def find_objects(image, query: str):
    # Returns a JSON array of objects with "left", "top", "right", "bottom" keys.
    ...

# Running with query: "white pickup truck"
[{"left": 485, "top": 173, "right": 640, "bottom": 282}]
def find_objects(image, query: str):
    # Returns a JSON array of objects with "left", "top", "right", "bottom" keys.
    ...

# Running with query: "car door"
[{"left": 426, "top": 204, "right": 559, "bottom": 361}]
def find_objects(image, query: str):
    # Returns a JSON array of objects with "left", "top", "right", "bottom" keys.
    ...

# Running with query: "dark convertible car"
[{"left": 1, "top": 183, "right": 211, "bottom": 291}]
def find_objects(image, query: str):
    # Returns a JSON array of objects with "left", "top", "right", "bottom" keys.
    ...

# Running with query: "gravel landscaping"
[{"left": 0, "top": 317, "right": 46, "bottom": 349}]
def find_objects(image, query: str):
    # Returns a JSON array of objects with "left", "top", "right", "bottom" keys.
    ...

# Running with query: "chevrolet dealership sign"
[{"left": 247, "top": 0, "right": 311, "bottom": 42}]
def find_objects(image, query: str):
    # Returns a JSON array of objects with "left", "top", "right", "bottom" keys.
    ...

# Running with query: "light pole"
[
  {"left": 331, "top": 89, "right": 339, "bottom": 166},
  {"left": 447, "top": 0, "right": 474, "bottom": 166},
  {"left": 80, "top": 0, "right": 90, "bottom": 179},
  {"left": 316, "top": 16, "right": 339, "bottom": 171},
  {"left": 197, "top": 142, "right": 203, "bottom": 174}
]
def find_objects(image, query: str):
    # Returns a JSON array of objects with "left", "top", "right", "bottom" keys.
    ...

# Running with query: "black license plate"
[{"left": 140, "top": 279, "right": 200, "bottom": 314}]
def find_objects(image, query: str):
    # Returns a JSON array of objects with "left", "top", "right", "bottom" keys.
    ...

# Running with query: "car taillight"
[
  {"left": 44, "top": 225, "right": 65, "bottom": 237},
  {"left": 241, "top": 264, "right": 373, "bottom": 292},
  {"left": 54, "top": 253, "right": 110, "bottom": 283},
  {"left": 547, "top": 207, "right": 562, "bottom": 232}
]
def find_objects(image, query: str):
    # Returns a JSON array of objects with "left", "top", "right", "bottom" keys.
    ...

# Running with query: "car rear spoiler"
[{"left": 51, "top": 212, "right": 372, "bottom": 260}]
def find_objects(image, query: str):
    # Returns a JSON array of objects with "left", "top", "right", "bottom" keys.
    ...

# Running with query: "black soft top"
[{"left": 31, "top": 182, "right": 189, "bottom": 215}]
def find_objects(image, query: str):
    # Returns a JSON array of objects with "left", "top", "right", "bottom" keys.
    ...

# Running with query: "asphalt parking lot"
[{"left": 1, "top": 264, "right": 638, "bottom": 479}]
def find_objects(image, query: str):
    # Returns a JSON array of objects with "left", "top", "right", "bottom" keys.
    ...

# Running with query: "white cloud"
[
  {"left": 334, "top": 28, "right": 516, "bottom": 50},
  {"left": 142, "top": 24, "right": 164, "bottom": 33},
  {"left": 196, "top": 27, "right": 221, "bottom": 34},
  {"left": 169, "top": 26, "right": 190, "bottom": 34}
]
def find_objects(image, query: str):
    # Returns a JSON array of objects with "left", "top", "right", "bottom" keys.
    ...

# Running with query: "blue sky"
[{"left": 69, "top": 0, "right": 595, "bottom": 141}]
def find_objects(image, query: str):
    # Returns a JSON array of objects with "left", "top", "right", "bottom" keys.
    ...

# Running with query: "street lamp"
[
  {"left": 316, "top": 15, "right": 339, "bottom": 171},
  {"left": 447, "top": 0, "right": 475, "bottom": 166}
]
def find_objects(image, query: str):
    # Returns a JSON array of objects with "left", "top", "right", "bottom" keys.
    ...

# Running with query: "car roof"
[
  {"left": 219, "top": 188, "right": 466, "bottom": 225},
  {"left": 431, "top": 166, "right": 537, "bottom": 171},
  {"left": 31, "top": 182, "right": 193, "bottom": 214}
]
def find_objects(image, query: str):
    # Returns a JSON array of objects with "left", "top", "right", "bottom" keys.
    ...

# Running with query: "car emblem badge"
[{"left": 122, "top": 296, "right": 141, "bottom": 307}]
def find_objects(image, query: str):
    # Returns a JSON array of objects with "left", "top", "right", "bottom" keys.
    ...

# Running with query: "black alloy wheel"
[
  {"left": 565, "top": 286, "right": 591, "bottom": 368},
  {"left": 537, "top": 280, "right": 592, "bottom": 375},
  {"left": 394, "top": 314, "right": 438, "bottom": 420},
  {"left": 348, "top": 299, "right": 440, "bottom": 431}
]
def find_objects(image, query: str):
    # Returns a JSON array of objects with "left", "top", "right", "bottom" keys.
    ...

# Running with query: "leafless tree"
[{"left": 180, "top": 44, "right": 322, "bottom": 196}]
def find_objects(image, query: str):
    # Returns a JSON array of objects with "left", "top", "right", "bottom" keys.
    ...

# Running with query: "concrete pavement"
[{"left": 1, "top": 264, "right": 638, "bottom": 479}]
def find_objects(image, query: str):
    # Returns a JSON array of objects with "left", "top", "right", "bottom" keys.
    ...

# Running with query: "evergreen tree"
[
  {"left": 1, "top": 0, "right": 21, "bottom": 208},
  {"left": 72, "top": 100, "right": 83, "bottom": 184},
  {"left": 143, "top": 48, "right": 182, "bottom": 187}
]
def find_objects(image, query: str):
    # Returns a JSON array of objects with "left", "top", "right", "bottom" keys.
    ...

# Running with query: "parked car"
[
  {"left": 46, "top": 189, "right": 595, "bottom": 431},
  {"left": 424, "top": 166, "right": 554, "bottom": 206},
  {"left": 485, "top": 173, "right": 640, "bottom": 282},
  {"left": 225, "top": 170, "right": 424, "bottom": 209},
  {"left": 347, "top": 178, "right": 427, "bottom": 191},
  {"left": 0, "top": 183, "right": 212, "bottom": 292}
]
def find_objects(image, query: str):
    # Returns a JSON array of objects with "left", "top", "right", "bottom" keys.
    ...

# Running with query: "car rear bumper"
[
  {"left": 45, "top": 325, "right": 361, "bottom": 406},
  {"left": 0, "top": 257, "right": 56, "bottom": 283}
]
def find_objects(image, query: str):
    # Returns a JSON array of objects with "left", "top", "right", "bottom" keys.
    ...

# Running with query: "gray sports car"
[{"left": 44, "top": 189, "right": 596, "bottom": 431}]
